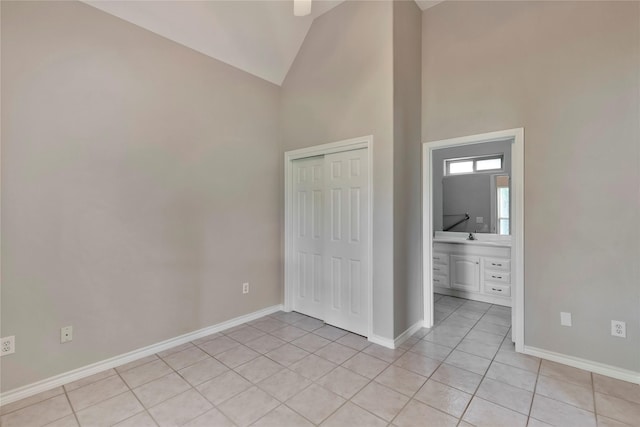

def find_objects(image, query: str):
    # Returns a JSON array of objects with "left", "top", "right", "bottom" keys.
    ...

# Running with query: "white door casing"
[{"left": 423, "top": 128, "right": 524, "bottom": 352}]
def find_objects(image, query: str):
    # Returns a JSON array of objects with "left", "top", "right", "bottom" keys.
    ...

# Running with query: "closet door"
[
  {"left": 323, "top": 149, "right": 369, "bottom": 336},
  {"left": 291, "top": 156, "right": 325, "bottom": 320}
]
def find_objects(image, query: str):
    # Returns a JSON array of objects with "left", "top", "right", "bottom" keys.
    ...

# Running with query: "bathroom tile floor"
[{"left": 2, "top": 295, "right": 639, "bottom": 426}]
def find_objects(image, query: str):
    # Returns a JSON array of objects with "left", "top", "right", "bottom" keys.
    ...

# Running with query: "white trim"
[
  {"left": 284, "top": 137, "right": 370, "bottom": 161},
  {"left": 422, "top": 142, "right": 434, "bottom": 328},
  {"left": 368, "top": 334, "right": 395, "bottom": 349},
  {"left": 422, "top": 128, "right": 524, "bottom": 355},
  {"left": 368, "top": 320, "right": 425, "bottom": 350},
  {"left": 524, "top": 346, "right": 640, "bottom": 385},
  {"left": 511, "top": 129, "right": 525, "bottom": 352},
  {"left": 284, "top": 136, "right": 374, "bottom": 339},
  {"left": 0, "top": 304, "right": 283, "bottom": 406},
  {"left": 394, "top": 320, "right": 425, "bottom": 348}
]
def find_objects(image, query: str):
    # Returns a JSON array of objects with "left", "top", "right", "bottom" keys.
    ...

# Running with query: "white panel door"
[
  {"left": 292, "top": 156, "right": 325, "bottom": 320},
  {"left": 323, "top": 149, "right": 369, "bottom": 336}
]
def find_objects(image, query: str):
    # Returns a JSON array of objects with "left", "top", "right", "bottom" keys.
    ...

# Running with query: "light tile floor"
[{"left": 2, "top": 295, "right": 640, "bottom": 426}]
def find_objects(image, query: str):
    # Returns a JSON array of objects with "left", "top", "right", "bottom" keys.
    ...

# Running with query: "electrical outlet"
[
  {"left": 560, "top": 312, "right": 572, "bottom": 327},
  {"left": 242, "top": 282, "right": 249, "bottom": 294},
  {"left": 1, "top": 336, "right": 15, "bottom": 356},
  {"left": 61, "top": 326, "right": 73, "bottom": 343},
  {"left": 611, "top": 320, "right": 626, "bottom": 338},
  {"left": 476, "top": 217, "right": 484, "bottom": 224}
]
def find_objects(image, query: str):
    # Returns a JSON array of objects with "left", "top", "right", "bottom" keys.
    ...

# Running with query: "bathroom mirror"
[{"left": 432, "top": 140, "right": 512, "bottom": 235}]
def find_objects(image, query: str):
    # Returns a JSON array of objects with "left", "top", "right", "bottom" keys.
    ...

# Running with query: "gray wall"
[
  {"left": 432, "top": 140, "right": 512, "bottom": 233},
  {"left": 392, "top": 0, "right": 423, "bottom": 337},
  {"left": 280, "top": 1, "right": 396, "bottom": 340},
  {"left": 423, "top": 1, "right": 640, "bottom": 371},
  {"left": 1, "top": 1, "right": 282, "bottom": 391}
]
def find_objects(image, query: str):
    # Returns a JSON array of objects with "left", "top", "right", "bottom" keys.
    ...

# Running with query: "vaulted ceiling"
[{"left": 84, "top": 1, "right": 443, "bottom": 86}]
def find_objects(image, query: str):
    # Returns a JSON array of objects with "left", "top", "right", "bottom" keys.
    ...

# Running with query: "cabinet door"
[{"left": 450, "top": 255, "right": 480, "bottom": 292}]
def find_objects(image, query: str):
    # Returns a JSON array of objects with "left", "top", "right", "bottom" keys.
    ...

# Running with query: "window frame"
[{"left": 445, "top": 154, "right": 504, "bottom": 176}]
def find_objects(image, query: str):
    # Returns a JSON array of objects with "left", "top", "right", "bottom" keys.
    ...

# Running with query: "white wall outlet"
[
  {"left": 476, "top": 216, "right": 484, "bottom": 224},
  {"left": 611, "top": 320, "right": 626, "bottom": 338},
  {"left": 1, "top": 336, "right": 15, "bottom": 356},
  {"left": 242, "top": 282, "right": 249, "bottom": 294},
  {"left": 61, "top": 326, "right": 73, "bottom": 343},
  {"left": 560, "top": 312, "right": 572, "bottom": 327}
]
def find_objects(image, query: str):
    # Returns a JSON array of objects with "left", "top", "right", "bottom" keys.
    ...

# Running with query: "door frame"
[
  {"left": 422, "top": 128, "right": 524, "bottom": 352},
  {"left": 284, "top": 135, "right": 374, "bottom": 338}
]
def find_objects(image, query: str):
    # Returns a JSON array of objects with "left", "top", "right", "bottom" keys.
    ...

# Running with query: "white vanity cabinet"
[{"left": 433, "top": 240, "right": 511, "bottom": 306}]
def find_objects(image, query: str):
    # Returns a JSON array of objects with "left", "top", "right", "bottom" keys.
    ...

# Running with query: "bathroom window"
[
  {"left": 496, "top": 176, "right": 510, "bottom": 235},
  {"left": 446, "top": 155, "right": 503, "bottom": 175}
]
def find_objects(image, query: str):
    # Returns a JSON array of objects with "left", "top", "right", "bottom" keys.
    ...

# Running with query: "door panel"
[
  {"left": 292, "top": 156, "right": 325, "bottom": 319},
  {"left": 323, "top": 149, "right": 369, "bottom": 336}
]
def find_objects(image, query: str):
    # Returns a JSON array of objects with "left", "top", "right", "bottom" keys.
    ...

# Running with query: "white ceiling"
[{"left": 85, "top": 1, "right": 443, "bottom": 86}]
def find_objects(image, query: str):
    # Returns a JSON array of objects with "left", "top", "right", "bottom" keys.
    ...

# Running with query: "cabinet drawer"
[
  {"left": 433, "top": 274, "right": 449, "bottom": 287},
  {"left": 432, "top": 253, "right": 449, "bottom": 265},
  {"left": 484, "top": 258, "right": 510, "bottom": 272},
  {"left": 484, "top": 270, "right": 510, "bottom": 284},
  {"left": 432, "top": 264, "right": 449, "bottom": 275},
  {"left": 484, "top": 282, "right": 511, "bottom": 297}
]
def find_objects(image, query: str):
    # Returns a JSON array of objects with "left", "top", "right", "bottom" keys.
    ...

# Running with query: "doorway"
[
  {"left": 423, "top": 128, "right": 524, "bottom": 352},
  {"left": 284, "top": 136, "right": 373, "bottom": 337}
]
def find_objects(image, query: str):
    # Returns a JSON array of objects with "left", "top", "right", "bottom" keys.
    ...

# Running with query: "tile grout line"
[
  {"left": 263, "top": 315, "right": 413, "bottom": 426},
  {"left": 207, "top": 316, "right": 355, "bottom": 426},
  {"left": 62, "top": 387, "right": 82, "bottom": 427},
  {"left": 524, "top": 336, "right": 542, "bottom": 427},
  {"left": 113, "top": 368, "right": 158, "bottom": 426},
  {"left": 242, "top": 319, "right": 369, "bottom": 426},
  {"left": 386, "top": 298, "right": 495, "bottom": 426},
  {"left": 282, "top": 324, "right": 377, "bottom": 426},
  {"left": 385, "top": 299, "right": 465, "bottom": 426},
  {"left": 442, "top": 300, "right": 504, "bottom": 424},
  {"left": 5, "top": 307, "right": 640, "bottom": 427}
]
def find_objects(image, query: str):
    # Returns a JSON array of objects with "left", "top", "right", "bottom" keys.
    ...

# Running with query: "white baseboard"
[
  {"left": 368, "top": 320, "right": 425, "bottom": 350},
  {"left": 394, "top": 320, "right": 425, "bottom": 348},
  {"left": 523, "top": 345, "right": 640, "bottom": 385},
  {"left": 368, "top": 334, "right": 395, "bottom": 349},
  {"left": 0, "top": 304, "right": 283, "bottom": 406}
]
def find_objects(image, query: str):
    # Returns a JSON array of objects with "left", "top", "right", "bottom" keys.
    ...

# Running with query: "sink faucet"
[{"left": 467, "top": 233, "right": 476, "bottom": 240}]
